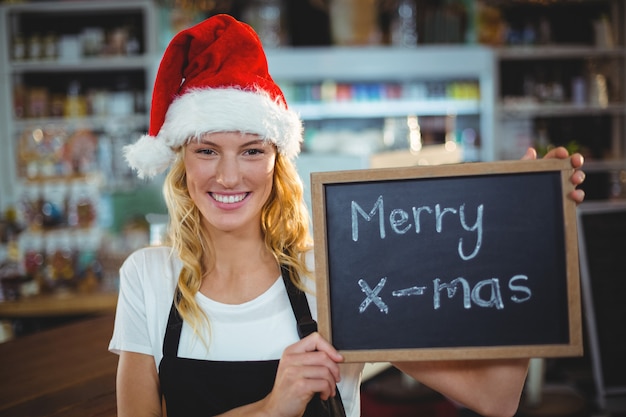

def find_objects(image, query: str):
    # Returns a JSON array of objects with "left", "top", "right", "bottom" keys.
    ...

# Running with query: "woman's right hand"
[{"left": 262, "top": 332, "right": 344, "bottom": 417}]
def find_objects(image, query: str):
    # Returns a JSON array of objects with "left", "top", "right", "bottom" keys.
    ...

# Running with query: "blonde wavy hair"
[{"left": 162, "top": 146, "right": 313, "bottom": 336}]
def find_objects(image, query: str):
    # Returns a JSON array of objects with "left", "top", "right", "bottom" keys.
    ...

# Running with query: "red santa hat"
[{"left": 124, "top": 14, "right": 302, "bottom": 179}]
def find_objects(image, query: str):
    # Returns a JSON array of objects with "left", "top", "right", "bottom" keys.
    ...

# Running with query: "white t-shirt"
[{"left": 109, "top": 246, "right": 364, "bottom": 416}]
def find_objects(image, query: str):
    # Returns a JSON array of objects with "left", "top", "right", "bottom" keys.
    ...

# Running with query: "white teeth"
[{"left": 212, "top": 193, "right": 246, "bottom": 204}]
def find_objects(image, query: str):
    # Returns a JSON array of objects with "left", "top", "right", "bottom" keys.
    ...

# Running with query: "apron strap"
[
  {"left": 280, "top": 264, "right": 347, "bottom": 417},
  {"left": 162, "top": 266, "right": 346, "bottom": 416},
  {"left": 163, "top": 291, "right": 183, "bottom": 357},
  {"left": 280, "top": 264, "right": 318, "bottom": 339}
]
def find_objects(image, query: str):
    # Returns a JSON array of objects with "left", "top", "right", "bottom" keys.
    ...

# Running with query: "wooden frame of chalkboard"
[{"left": 311, "top": 159, "right": 582, "bottom": 362}]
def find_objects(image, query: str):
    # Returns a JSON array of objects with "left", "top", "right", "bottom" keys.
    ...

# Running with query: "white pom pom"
[{"left": 123, "top": 134, "right": 176, "bottom": 179}]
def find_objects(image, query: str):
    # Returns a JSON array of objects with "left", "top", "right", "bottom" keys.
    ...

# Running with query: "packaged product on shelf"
[
  {"left": 88, "top": 89, "right": 110, "bottom": 116},
  {"left": 67, "top": 180, "right": 97, "bottom": 228},
  {"left": 0, "top": 210, "right": 30, "bottom": 301},
  {"left": 390, "top": 0, "right": 418, "bottom": 47},
  {"left": 328, "top": 0, "right": 380, "bottom": 45},
  {"left": 19, "top": 232, "right": 44, "bottom": 296},
  {"left": 63, "top": 80, "right": 88, "bottom": 118},
  {"left": 109, "top": 76, "right": 135, "bottom": 116},
  {"left": 42, "top": 32, "right": 58, "bottom": 60},
  {"left": 41, "top": 126, "right": 66, "bottom": 177},
  {"left": 11, "top": 33, "right": 26, "bottom": 61},
  {"left": 125, "top": 29, "right": 141, "bottom": 56},
  {"left": 382, "top": 117, "right": 410, "bottom": 150},
  {"left": 100, "top": 127, "right": 139, "bottom": 186},
  {"left": 80, "top": 27, "right": 105, "bottom": 57},
  {"left": 63, "top": 129, "right": 98, "bottom": 175},
  {"left": 74, "top": 229, "right": 103, "bottom": 293},
  {"left": 0, "top": 247, "right": 24, "bottom": 301},
  {"left": 97, "top": 133, "right": 114, "bottom": 182},
  {"left": 19, "top": 183, "right": 44, "bottom": 231},
  {"left": 57, "top": 35, "right": 81, "bottom": 61},
  {"left": 27, "top": 87, "right": 50, "bottom": 118},
  {"left": 107, "top": 27, "right": 129, "bottom": 56},
  {"left": 19, "top": 125, "right": 68, "bottom": 177},
  {"left": 41, "top": 180, "right": 68, "bottom": 229},
  {"left": 44, "top": 230, "right": 76, "bottom": 291},
  {"left": 27, "top": 33, "right": 42, "bottom": 60},
  {"left": 49, "top": 94, "right": 65, "bottom": 118},
  {"left": 12, "top": 75, "right": 26, "bottom": 118},
  {"left": 242, "top": 0, "right": 285, "bottom": 47}
]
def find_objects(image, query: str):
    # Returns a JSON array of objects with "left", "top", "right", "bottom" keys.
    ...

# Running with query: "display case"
[
  {"left": 482, "top": 0, "right": 626, "bottom": 200},
  {"left": 0, "top": 0, "right": 157, "bottom": 297},
  {"left": 266, "top": 45, "right": 497, "bottom": 169}
]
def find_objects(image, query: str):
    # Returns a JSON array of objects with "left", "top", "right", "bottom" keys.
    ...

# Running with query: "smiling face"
[{"left": 183, "top": 132, "right": 277, "bottom": 237}]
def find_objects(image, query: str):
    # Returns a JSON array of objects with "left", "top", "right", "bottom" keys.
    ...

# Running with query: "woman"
[{"left": 109, "top": 14, "right": 586, "bottom": 417}]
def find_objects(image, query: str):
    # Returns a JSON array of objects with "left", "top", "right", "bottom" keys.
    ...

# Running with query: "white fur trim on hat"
[
  {"left": 164, "top": 87, "right": 302, "bottom": 157},
  {"left": 124, "top": 87, "right": 303, "bottom": 179},
  {"left": 123, "top": 134, "right": 177, "bottom": 179}
]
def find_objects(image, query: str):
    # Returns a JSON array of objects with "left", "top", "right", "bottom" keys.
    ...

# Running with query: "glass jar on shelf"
[
  {"left": 67, "top": 180, "right": 97, "bottom": 228},
  {"left": 11, "top": 32, "right": 26, "bottom": 61},
  {"left": 390, "top": 0, "right": 418, "bottom": 47},
  {"left": 20, "top": 232, "right": 44, "bottom": 296},
  {"left": 42, "top": 32, "right": 58, "bottom": 60},
  {"left": 44, "top": 230, "right": 76, "bottom": 292},
  {"left": 41, "top": 180, "right": 68, "bottom": 229},
  {"left": 27, "top": 32, "right": 42, "bottom": 60},
  {"left": 20, "top": 183, "right": 43, "bottom": 231}
]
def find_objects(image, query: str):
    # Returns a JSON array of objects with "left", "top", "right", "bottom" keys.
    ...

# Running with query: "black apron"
[{"left": 159, "top": 265, "right": 346, "bottom": 417}]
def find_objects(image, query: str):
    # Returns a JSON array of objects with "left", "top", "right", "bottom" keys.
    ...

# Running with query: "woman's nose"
[{"left": 216, "top": 156, "right": 240, "bottom": 188}]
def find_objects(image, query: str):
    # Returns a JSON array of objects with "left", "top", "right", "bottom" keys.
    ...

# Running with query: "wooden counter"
[
  {"left": 0, "top": 291, "right": 118, "bottom": 318},
  {"left": 0, "top": 314, "right": 118, "bottom": 417}
]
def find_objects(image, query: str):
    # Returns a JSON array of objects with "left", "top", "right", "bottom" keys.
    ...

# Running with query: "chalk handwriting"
[
  {"left": 352, "top": 196, "right": 385, "bottom": 240},
  {"left": 392, "top": 286, "right": 427, "bottom": 297},
  {"left": 351, "top": 195, "right": 484, "bottom": 261},
  {"left": 458, "top": 204, "right": 483, "bottom": 260},
  {"left": 358, "top": 277, "right": 389, "bottom": 314},
  {"left": 357, "top": 275, "right": 531, "bottom": 314},
  {"left": 509, "top": 274, "right": 532, "bottom": 303},
  {"left": 434, "top": 277, "right": 504, "bottom": 309}
]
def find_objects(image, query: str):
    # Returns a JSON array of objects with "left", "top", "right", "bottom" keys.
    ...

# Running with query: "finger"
[
  {"left": 294, "top": 373, "right": 336, "bottom": 401},
  {"left": 278, "top": 363, "right": 338, "bottom": 400},
  {"left": 290, "top": 333, "right": 344, "bottom": 363},
  {"left": 300, "top": 365, "right": 338, "bottom": 397},
  {"left": 521, "top": 147, "right": 537, "bottom": 160},
  {"left": 543, "top": 146, "right": 570, "bottom": 160},
  {"left": 570, "top": 189, "right": 586, "bottom": 205},
  {"left": 570, "top": 153, "right": 584, "bottom": 169},
  {"left": 284, "top": 350, "right": 343, "bottom": 382},
  {"left": 571, "top": 169, "right": 586, "bottom": 186}
]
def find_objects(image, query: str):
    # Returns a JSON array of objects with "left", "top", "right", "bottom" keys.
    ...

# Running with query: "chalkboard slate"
[
  {"left": 311, "top": 159, "right": 582, "bottom": 362},
  {"left": 577, "top": 201, "right": 626, "bottom": 409}
]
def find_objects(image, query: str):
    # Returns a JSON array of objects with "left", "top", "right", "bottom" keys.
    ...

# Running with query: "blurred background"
[{"left": 0, "top": 1, "right": 624, "bottom": 416}]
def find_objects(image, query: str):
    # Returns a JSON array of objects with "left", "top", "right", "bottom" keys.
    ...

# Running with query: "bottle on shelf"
[
  {"left": 64, "top": 80, "right": 88, "bottom": 118},
  {"left": 12, "top": 74, "right": 26, "bottom": 119},
  {"left": 390, "top": 0, "right": 418, "bottom": 47},
  {"left": 0, "top": 207, "right": 26, "bottom": 301},
  {"left": 27, "top": 33, "right": 42, "bottom": 60},
  {"left": 11, "top": 32, "right": 26, "bottom": 61},
  {"left": 42, "top": 32, "right": 58, "bottom": 60}
]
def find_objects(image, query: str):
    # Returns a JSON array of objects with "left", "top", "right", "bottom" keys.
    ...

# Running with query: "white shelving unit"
[
  {"left": 0, "top": 0, "right": 157, "bottom": 212},
  {"left": 0, "top": 1, "right": 158, "bottom": 295},
  {"left": 2, "top": 1, "right": 623, "bottom": 210},
  {"left": 266, "top": 46, "right": 497, "bottom": 164}
]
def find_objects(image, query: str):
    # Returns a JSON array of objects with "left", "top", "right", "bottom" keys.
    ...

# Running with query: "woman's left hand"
[{"left": 521, "top": 146, "right": 586, "bottom": 204}]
